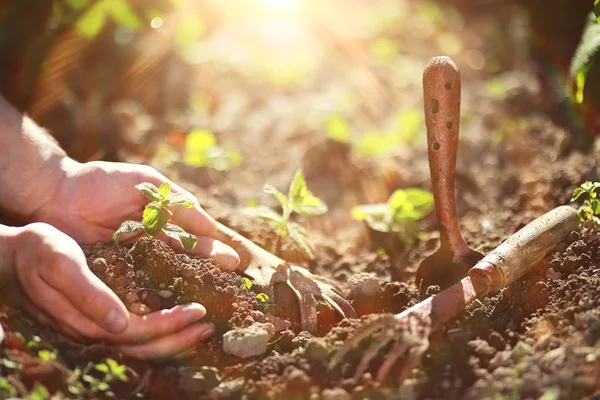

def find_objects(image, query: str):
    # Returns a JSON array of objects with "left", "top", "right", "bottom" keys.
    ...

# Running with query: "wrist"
[{"left": 0, "top": 98, "right": 79, "bottom": 220}]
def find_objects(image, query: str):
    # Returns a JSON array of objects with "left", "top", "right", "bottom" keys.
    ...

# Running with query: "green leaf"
[
  {"left": 162, "top": 223, "right": 198, "bottom": 250},
  {"left": 106, "top": 358, "right": 128, "bottom": 381},
  {"left": 28, "top": 383, "right": 50, "bottom": 400},
  {"left": 166, "top": 192, "right": 195, "bottom": 208},
  {"left": 256, "top": 293, "right": 269, "bottom": 303},
  {"left": 142, "top": 203, "right": 172, "bottom": 239},
  {"left": 394, "top": 108, "right": 423, "bottom": 143},
  {"left": 569, "top": 13, "right": 600, "bottom": 102},
  {"left": 75, "top": 1, "right": 108, "bottom": 38},
  {"left": 37, "top": 350, "right": 56, "bottom": 361},
  {"left": 288, "top": 169, "right": 328, "bottom": 215},
  {"left": 108, "top": 0, "right": 141, "bottom": 31},
  {"left": 397, "top": 188, "right": 434, "bottom": 219},
  {"left": 158, "top": 182, "right": 171, "bottom": 199},
  {"left": 95, "top": 363, "right": 110, "bottom": 373},
  {"left": 135, "top": 182, "right": 163, "bottom": 202},
  {"left": 184, "top": 129, "right": 217, "bottom": 167},
  {"left": 325, "top": 115, "right": 350, "bottom": 142},
  {"left": 592, "top": 200, "right": 600, "bottom": 215},
  {"left": 263, "top": 184, "right": 289, "bottom": 211},
  {"left": 241, "top": 277, "right": 253, "bottom": 290},
  {"left": 287, "top": 222, "right": 315, "bottom": 258},
  {"left": 350, "top": 204, "right": 389, "bottom": 221},
  {"left": 113, "top": 221, "right": 145, "bottom": 243},
  {"left": 572, "top": 187, "right": 586, "bottom": 201},
  {"left": 242, "top": 206, "right": 284, "bottom": 223},
  {"left": 364, "top": 213, "right": 394, "bottom": 233},
  {"left": 595, "top": 0, "right": 600, "bottom": 23},
  {"left": 0, "top": 377, "right": 16, "bottom": 395}
]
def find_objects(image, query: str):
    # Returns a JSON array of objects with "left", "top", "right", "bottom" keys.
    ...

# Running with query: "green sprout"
[
  {"left": 351, "top": 188, "right": 434, "bottom": 244},
  {"left": 244, "top": 169, "right": 328, "bottom": 258},
  {"left": 325, "top": 114, "right": 351, "bottom": 143},
  {"left": 255, "top": 293, "right": 269, "bottom": 303},
  {"left": 569, "top": 12, "right": 600, "bottom": 104},
  {"left": 69, "top": 358, "right": 129, "bottom": 397},
  {"left": 113, "top": 182, "right": 198, "bottom": 250},
  {"left": 183, "top": 129, "right": 242, "bottom": 171},
  {"left": 571, "top": 181, "right": 600, "bottom": 223},
  {"left": 239, "top": 277, "right": 270, "bottom": 304}
]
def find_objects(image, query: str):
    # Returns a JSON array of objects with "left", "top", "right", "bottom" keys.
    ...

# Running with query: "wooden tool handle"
[{"left": 469, "top": 206, "right": 580, "bottom": 290}]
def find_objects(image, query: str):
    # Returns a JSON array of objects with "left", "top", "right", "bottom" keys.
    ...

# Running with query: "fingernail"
[
  {"left": 104, "top": 309, "right": 128, "bottom": 333},
  {"left": 211, "top": 241, "right": 240, "bottom": 271},
  {"left": 181, "top": 303, "right": 206, "bottom": 321},
  {"left": 198, "top": 323, "right": 215, "bottom": 340}
]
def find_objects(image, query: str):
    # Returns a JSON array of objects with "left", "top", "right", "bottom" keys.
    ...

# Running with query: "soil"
[{"left": 1, "top": 0, "right": 600, "bottom": 399}]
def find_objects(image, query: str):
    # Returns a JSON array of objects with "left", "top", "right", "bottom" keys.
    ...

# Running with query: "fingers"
[
  {"left": 136, "top": 168, "right": 217, "bottom": 237},
  {"left": 38, "top": 243, "right": 130, "bottom": 334},
  {"left": 116, "top": 322, "right": 214, "bottom": 359},
  {"left": 104, "top": 304, "right": 207, "bottom": 343},
  {"left": 159, "top": 233, "right": 240, "bottom": 271}
]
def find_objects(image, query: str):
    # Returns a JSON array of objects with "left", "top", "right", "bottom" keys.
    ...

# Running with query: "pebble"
[
  {"left": 92, "top": 258, "right": 108, "bottom": 273},
  {"left": 129, "top": 302, "right": 151, "bottom": 315},
  {"left": 179, "top": 367, "right": 221, "bottom": 392},
  {"left": 304, "top": 338, "right": 329, "bottom": 362},
  {"left": 546, "top": 268, "right": 562, "bottom": 280},
  {"left": 321, "top": 387, "right": 350, "bottom": 400},
  {"left": 222, "top": 323, "right": 275, "bottom": 358},
  {"left": 158, "top": 290, "right": 173, "bottom": 299},
  {"left": 124, "top": 291, "right": 139, "bottom": 304},
  {"left": 347, "top": 273, "right": 382, "bottom": 298}
]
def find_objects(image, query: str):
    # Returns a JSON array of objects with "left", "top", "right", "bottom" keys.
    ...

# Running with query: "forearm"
[{"left": 0, "top": 95, "right": 73, "bottom": 219}]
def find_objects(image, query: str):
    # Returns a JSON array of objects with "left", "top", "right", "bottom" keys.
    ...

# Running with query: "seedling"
[
  {"left": 239, "top": 277, "right": 271, "bottom": 304},
  {"left": 243, "top": 169, "right": 328, "bottom": 258},
  {"left": 571, "top": 181, "right": 600, "bottom": 223},
  {"left": 184, "top": 129, "right": 242, "bottom": 171},
  {"left": 113, "top": 182, "right": 198, "bottom": 250},
  {"left": 569, "top": 12, "right": 600, "bottom": 104},
  {"left": 351, "top": 188, "right": 434, "bottom": 244}
]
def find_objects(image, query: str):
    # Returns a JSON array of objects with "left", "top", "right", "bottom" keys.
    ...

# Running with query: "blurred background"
[{"left": 0, "top": 0, "right": 597, "bottom": 254}]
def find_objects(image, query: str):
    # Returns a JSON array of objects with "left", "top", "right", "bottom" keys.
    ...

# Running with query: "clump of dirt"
[{"left": 85, "top": 237, "right": 271, "bottom": 334}]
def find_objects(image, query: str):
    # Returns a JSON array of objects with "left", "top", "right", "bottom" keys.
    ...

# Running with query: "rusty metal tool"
[
  {"left": 329, "top": 205, "right": 579, "bottom": 382},
  {"left": 214, "top": 222, "right": 356, "bottom": 334},
  {"left": 416, "top": 56, "right": 484, "bottom": 297}
]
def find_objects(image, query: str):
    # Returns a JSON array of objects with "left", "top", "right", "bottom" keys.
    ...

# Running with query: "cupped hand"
[
  {"left": 30, "top": 160, "right": 239, "bottom": 270},
  {"left": 0, "top": 223, "right": 213, "bottom": 359}
]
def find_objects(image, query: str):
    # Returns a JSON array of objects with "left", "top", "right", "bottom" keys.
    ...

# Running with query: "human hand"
[
  {"left": 29, "top": 159, "right": 239, "bottom": 270},
  {"left": 0, "top": 222, "right": 214, "bottom": 359}
]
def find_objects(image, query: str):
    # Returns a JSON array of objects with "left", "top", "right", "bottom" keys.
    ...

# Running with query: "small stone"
[
  {"left": 124, "top": 291, "right": 139, "bottom": 304},
  {"left": 158, "top": 290, "right": 173, "bottom": 299},
  {"left": 179, "top": 367, "right": 221, "bottom": 392},
  {"left": 92, "top": 258, "right": 108, "bottom": 273},
  {"left": 129, "top": 302, "right": 151, "bottom": 315},
  {"left": 546, "top": 268, "right": 562, "bottom": 280},
  {"left": 540, "top": 348, "right": 566, "bottom": 372},
  {"left": 321, "top": 387, "right": 350, "bottom": 400},
  {"left": 291, "top": 331, "right": 313, "bottom": 350},
  {"left": 222, "top": 323, "right": 275, "bottom": 358},
  {"left": 304, "top": 338, "right": 329, "bottom": 362},
  {"left": 347, "top": 273, "right": 382, "bottom": 298},
  {"left": 511, "top": 341, "right": 533, "bottom": 363},
  {"left": 144, "top": 292, "right": 161, "bottom": 311}
]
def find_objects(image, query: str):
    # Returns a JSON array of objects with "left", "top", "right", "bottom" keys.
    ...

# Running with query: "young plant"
[
  {"left": 240, "top": 277, "right": 270, "bottom": 304},
  {"left": 243, "top": 169, "right": 328, "bottom": 257},
  {"left": 113, "top": 182, "right": 198, "bottom": 250},
  {"left": 351, "top": 188, "right": 434, "bottom": 244},
  {"left": 569, "top": 12, "right": 600, "bottom": 104},
  {"left": 571, "top": 181, "right": 600, "bottom": 223},
  {"left": 184, "top": 129, "right": 242, "bottom": 171}
]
